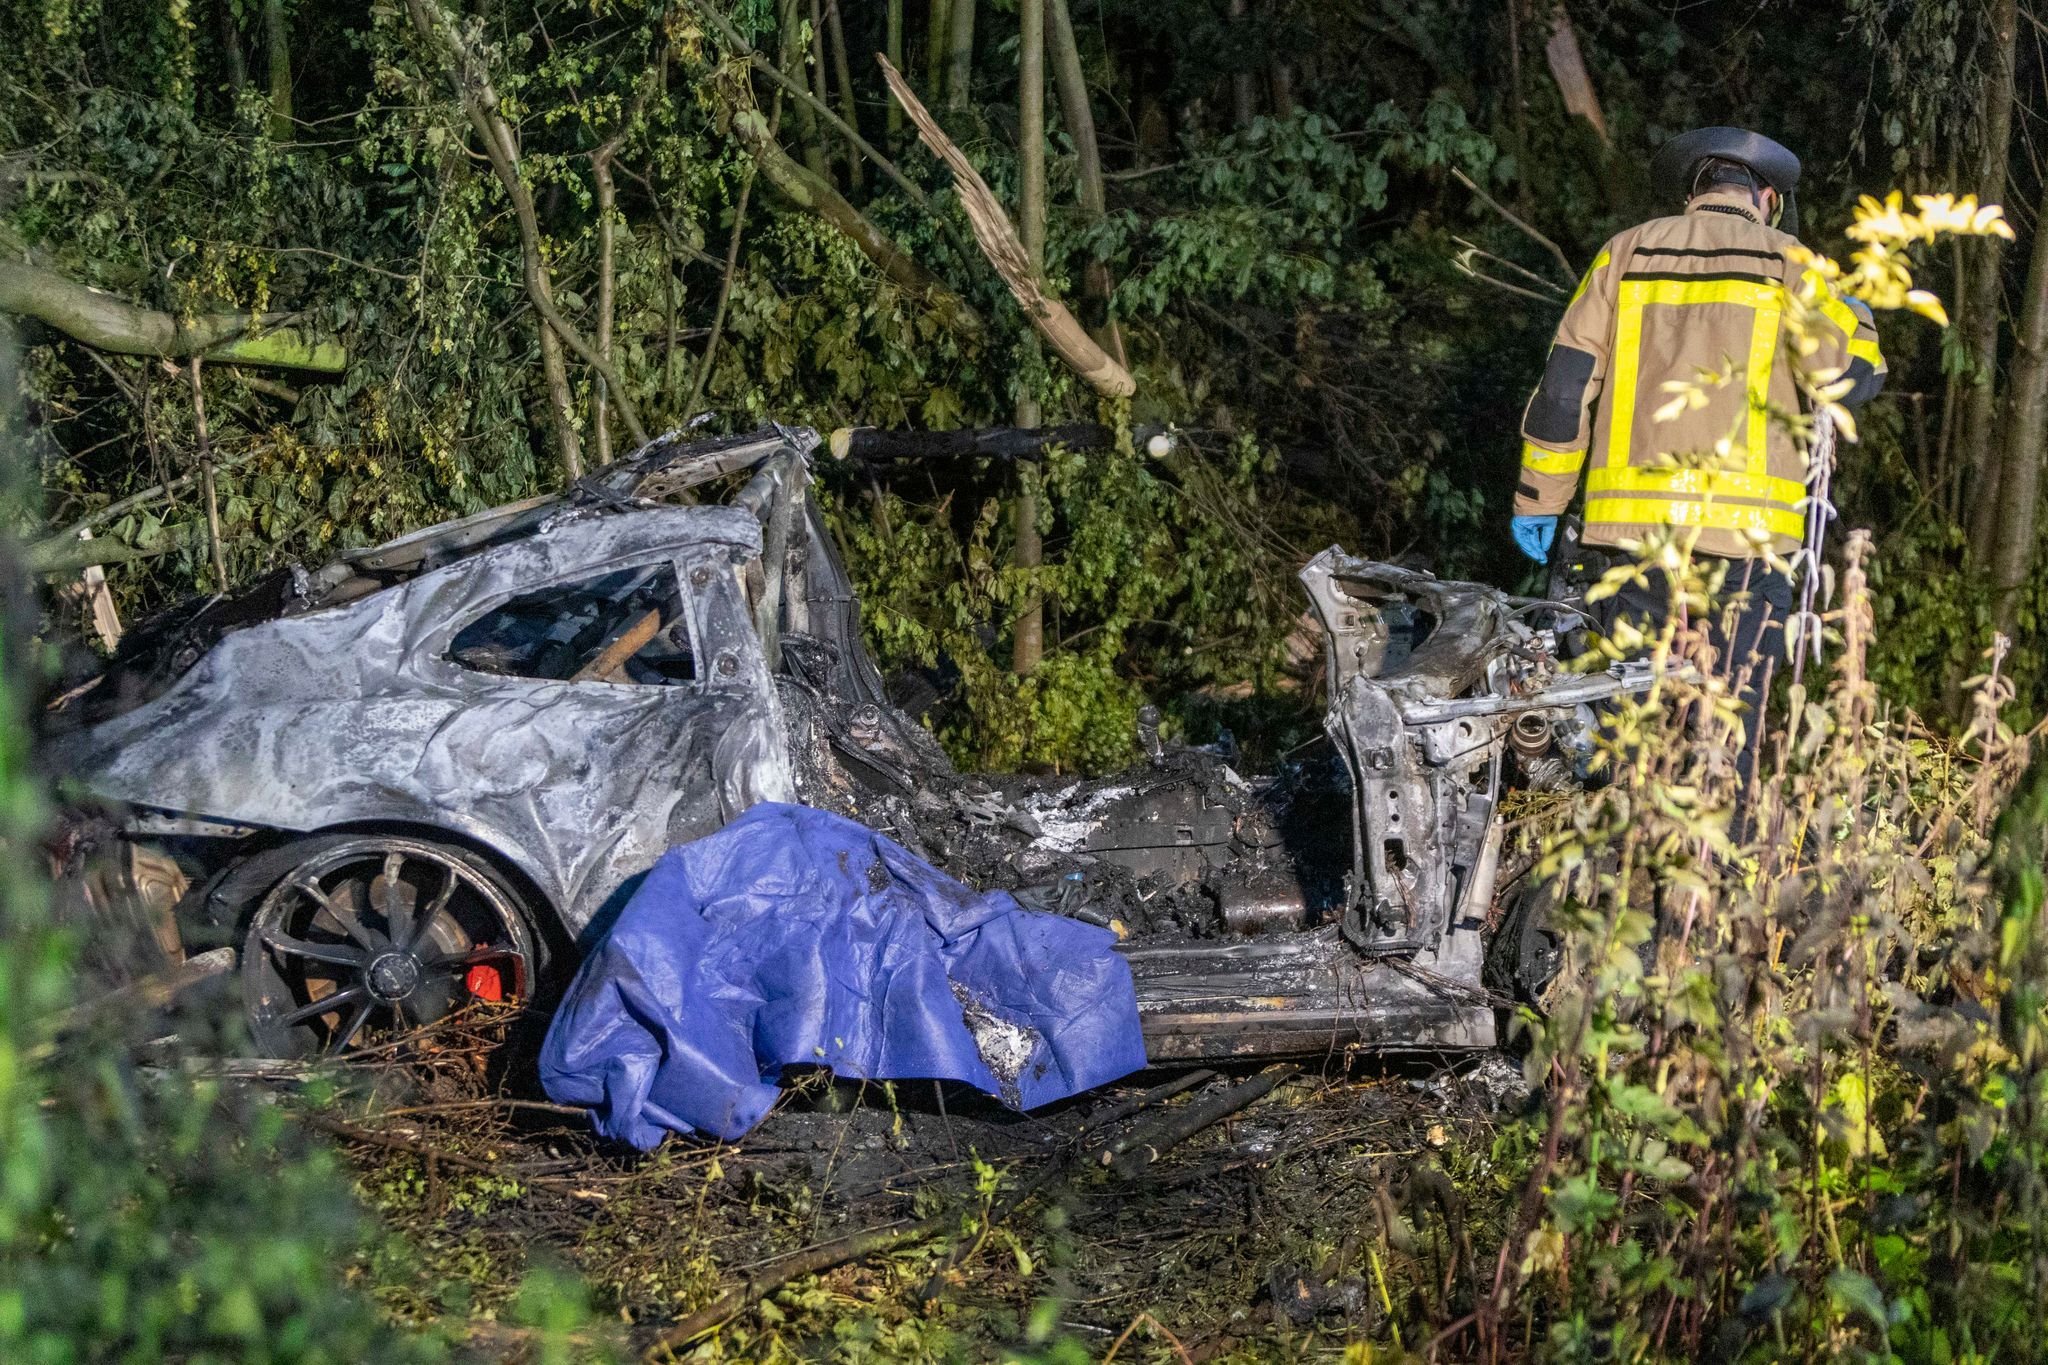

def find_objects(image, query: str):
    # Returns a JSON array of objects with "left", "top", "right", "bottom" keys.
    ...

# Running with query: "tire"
[
  {"left": 1485, "top": 880, "right": 1564, "bottom": 1010},
  {"left": 225, "top": 833, "right": 544, "bottom": 1059}
]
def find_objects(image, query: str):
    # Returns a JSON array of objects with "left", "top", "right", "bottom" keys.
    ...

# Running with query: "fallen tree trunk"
[
  {"left": 26, "top": 532, "right": 180, "bottom": 575},
  {"left": 0, "top": 260, "right": 345, "bottom": 372},
  {"left": 879, "top": 56, "right": 1134, "bottom": 398}
]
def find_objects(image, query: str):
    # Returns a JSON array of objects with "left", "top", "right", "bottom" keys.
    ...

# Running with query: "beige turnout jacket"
[{"left": 1512, "top": 190, "right": 1886, "bottom": 558}]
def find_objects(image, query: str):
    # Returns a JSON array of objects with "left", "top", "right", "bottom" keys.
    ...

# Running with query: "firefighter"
[{"left": 1510, "top": 127, "right": 1886, "bottom": 801}]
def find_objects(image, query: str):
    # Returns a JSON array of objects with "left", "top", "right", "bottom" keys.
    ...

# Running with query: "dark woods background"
[{"left": 2, "top": 0, "right": 2042, "bottom": 771}]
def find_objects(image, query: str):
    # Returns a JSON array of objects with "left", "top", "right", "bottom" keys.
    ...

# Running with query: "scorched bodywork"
[{"left": 45, "top": 426, "right": 1649, "bottom": 1066}]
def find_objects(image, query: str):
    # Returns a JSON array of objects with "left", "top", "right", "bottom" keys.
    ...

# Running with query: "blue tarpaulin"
[{"left": 538, "top": 803, "right": 1149, "bottom": 1147}]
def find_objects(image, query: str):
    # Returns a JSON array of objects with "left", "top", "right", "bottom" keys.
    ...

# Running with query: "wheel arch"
[{"left": 292, "top": 818, "right": 575, "bottom": 970}]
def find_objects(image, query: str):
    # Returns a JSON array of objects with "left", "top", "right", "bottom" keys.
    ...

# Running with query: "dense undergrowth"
[{"left": 5, "top": 0, "right": 2048, "bottom": 1356}]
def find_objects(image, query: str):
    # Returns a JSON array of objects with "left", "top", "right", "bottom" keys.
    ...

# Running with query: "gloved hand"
[{"left": 1511, "top": 514, "right": 1557, "bottom": 564}]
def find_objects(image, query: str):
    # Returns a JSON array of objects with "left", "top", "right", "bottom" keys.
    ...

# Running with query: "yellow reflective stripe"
[
  {"left": 1849, "top": 333, "right": 1884, "bottom": 367},
  {"left": 1584, "top": 494, "right": 1804, "bottom": 541},
  {"left": 1743, "top": 295, "right": 1780, "bottom": 475},
  {"left": 1607, "top": 284, "right": 1646, "bottom": 468},
  {"left": 1819, "top": 296, "right": 1859, "bottom": 339},
  {"left": 1586, "top": 464, "right": 1806, "bottom": 508},
  {"left": 1568, "top": 248, "right": 1611, "bottom": 307},
  {"left": 1521, "top": 442, "right": 1588, "bottom": 475}
]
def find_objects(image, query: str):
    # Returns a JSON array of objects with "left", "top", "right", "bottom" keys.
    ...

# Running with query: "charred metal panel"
[
  {"left": 1122, "top": 928, "right": 1496, "bottom": 1058},
  {"left": 1301, "top": 547, "right": 1649, "bottom": 958},
  {"left": 49, "top": 506, "right": 792, "bottom": 931}
]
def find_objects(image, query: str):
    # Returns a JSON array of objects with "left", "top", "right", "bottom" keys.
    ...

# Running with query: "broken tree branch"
[
  {"left": 716, "top": 64, "right": 985, "bottom": 342},
  {"left": 1543, "top": 3, "right": 1609, "bottom": 147},
  {"left": 643, "top": 1216, "right": 947, "bottom": 1357},
  {"left": 27, "top": 444, "right": 261, "bottom": 562},
  {"left": 0, "top": 260, "right": 346, "bottom": 372},
  {"left": 27, "top": 530, "right": 184, "bottom": 575},
  {"left": 1110, "top": 1067, "right": 1296, "bottom": 1179},
  {"left": 1449, "top": 166, "right": 1576, "bottom": 286},
  {"left": 1450, "top": 251, "right": 1569, "bottom": 305},
  {"left": 880, "top": 55, "right": 1135, "bottom": 399},
  {"left": 1451, "top": 237, "right": 1567, "bottom": 296},
  {"left": 1084, "top": 1068, "right": 1218, "bottom": 1160}
]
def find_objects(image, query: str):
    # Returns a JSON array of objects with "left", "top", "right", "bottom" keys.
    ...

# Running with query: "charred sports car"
[{"left": 44, "top": 427, "right": 1651, "bottom": 1062}]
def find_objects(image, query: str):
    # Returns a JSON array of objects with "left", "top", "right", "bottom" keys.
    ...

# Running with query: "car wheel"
[{"left": 235, "top": 834, "right": 541, "bottom": 1059}]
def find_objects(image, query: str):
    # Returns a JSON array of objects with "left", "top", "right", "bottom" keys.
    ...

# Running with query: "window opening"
[{"left": 447, "top": 564, "right": 694, "bottom": 685}]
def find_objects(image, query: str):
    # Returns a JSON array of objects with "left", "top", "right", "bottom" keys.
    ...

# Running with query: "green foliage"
[
  {"left": 0, "top": 414, "right": 424, "bottom": 1360},
  {"left": 830, "top": 431, "right": 1318, "bottom": 772},
  {"left": 1479, "top": 200, "right": 2048, "bottom": 1361}
]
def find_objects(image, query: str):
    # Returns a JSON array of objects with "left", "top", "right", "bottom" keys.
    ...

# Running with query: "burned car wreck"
[{"left": 45, "top": 426, "right": 1653, "bottom": 1066}]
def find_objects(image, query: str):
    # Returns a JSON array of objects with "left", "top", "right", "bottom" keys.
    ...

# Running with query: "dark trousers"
[{"left": 1588, "top": 557, "right": 1794, "bottom": 823}]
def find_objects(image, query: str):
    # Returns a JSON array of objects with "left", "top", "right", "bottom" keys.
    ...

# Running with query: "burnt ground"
[{"left": 282, "top": 1011, "right": 1532, "bottom": 1362}]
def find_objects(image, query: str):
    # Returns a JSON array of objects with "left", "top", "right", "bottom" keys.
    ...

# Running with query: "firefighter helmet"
[{"left": 1651, "top": 127, "right": 1801, "bottom": 234}]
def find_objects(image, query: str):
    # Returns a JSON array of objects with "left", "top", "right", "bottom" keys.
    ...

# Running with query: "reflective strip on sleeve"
[
  {"left": 1849, "top": 332, "right": 1884, "bottom": 368},
  {"left": 1567, "top": 249, "right": 1612, "bottom": 307},
  {"left": 1521, "top": 442, "right": 1588, "bottom": 476}
]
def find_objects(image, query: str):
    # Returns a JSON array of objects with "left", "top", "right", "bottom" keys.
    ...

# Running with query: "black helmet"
[{"left": 1651, "top": 127, "right": 1801, "bottom": 234}]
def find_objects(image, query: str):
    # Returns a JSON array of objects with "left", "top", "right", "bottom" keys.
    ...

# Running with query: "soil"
[{"left": 308, "top": 1014, "right": 1531, "bottom": 1361}]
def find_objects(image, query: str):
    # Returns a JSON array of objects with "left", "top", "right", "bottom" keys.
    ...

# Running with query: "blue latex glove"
[{"left": 1511, "top": 515, "right": 1557, "bottom": 564}]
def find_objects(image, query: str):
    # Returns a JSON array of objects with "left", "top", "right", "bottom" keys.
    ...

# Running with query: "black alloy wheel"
[{"left": 239, "top": 836, "right": 537, "bottom": 1058}]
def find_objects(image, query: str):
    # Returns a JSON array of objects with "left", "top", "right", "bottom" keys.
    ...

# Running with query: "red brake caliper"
[{"left": 464, "top": 960, "right": 504, "bottom": 1002}]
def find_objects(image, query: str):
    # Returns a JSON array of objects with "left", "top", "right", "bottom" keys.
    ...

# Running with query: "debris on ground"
[{"left": 280, "top": 1008, "right": 1510, "bottom": 1359}]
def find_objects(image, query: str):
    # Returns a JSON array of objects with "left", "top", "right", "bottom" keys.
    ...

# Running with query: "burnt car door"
[{"left": 409, "top": 521, "right": 794, "bottom": 932}]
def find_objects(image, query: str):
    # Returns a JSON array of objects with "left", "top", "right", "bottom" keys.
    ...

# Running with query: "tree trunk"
[
  {"left": 220, "top": 0, "right": 247, "bottom": 95},
  {"left": 1990, "top": 173, "right": 2048, "bottom": 635},
  {"left": 1228, "top": 0, "right": 1256, "bottom": 127},
  {"left": 1013, "top": 0, "right": 1046, "bottom": 678},
  {"left": 928, "top": 0, "right": 951, "bottom": 101},
  {"left": 946, "top": 0, "right": 976, "bottom": 112},
  {"left": 823, "top": 0, "right": 862, "bottom": 189},
  {"left": 592, "top": 151, "right": 618, "bottom": 465},
  {"left": 1965, "top": 0, "right": 2019, "bottom": 558},
  {"left": 0, "top": 260, "right": 345, "bottom": 371},
  {"left": 264, "top": 0, "right": 293, "bottom": 141},
  {"left": 1507, "top": 0, "right": 1529, "bottom": 207},
  {"left": 886, "top": 0, "right": 904, "bottom": 133},
  {"left": 808, "top": 0, "right": 839, "bottom": 180},
  {"left": 1270, "top": 62, "right": 1295, "bottom": 116},
  {"left": 1046, "top": 0, "right": 1122, "bottom": 364},
  {"left": 780, "top": 0, "right": 829, "bottom": 179}
]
